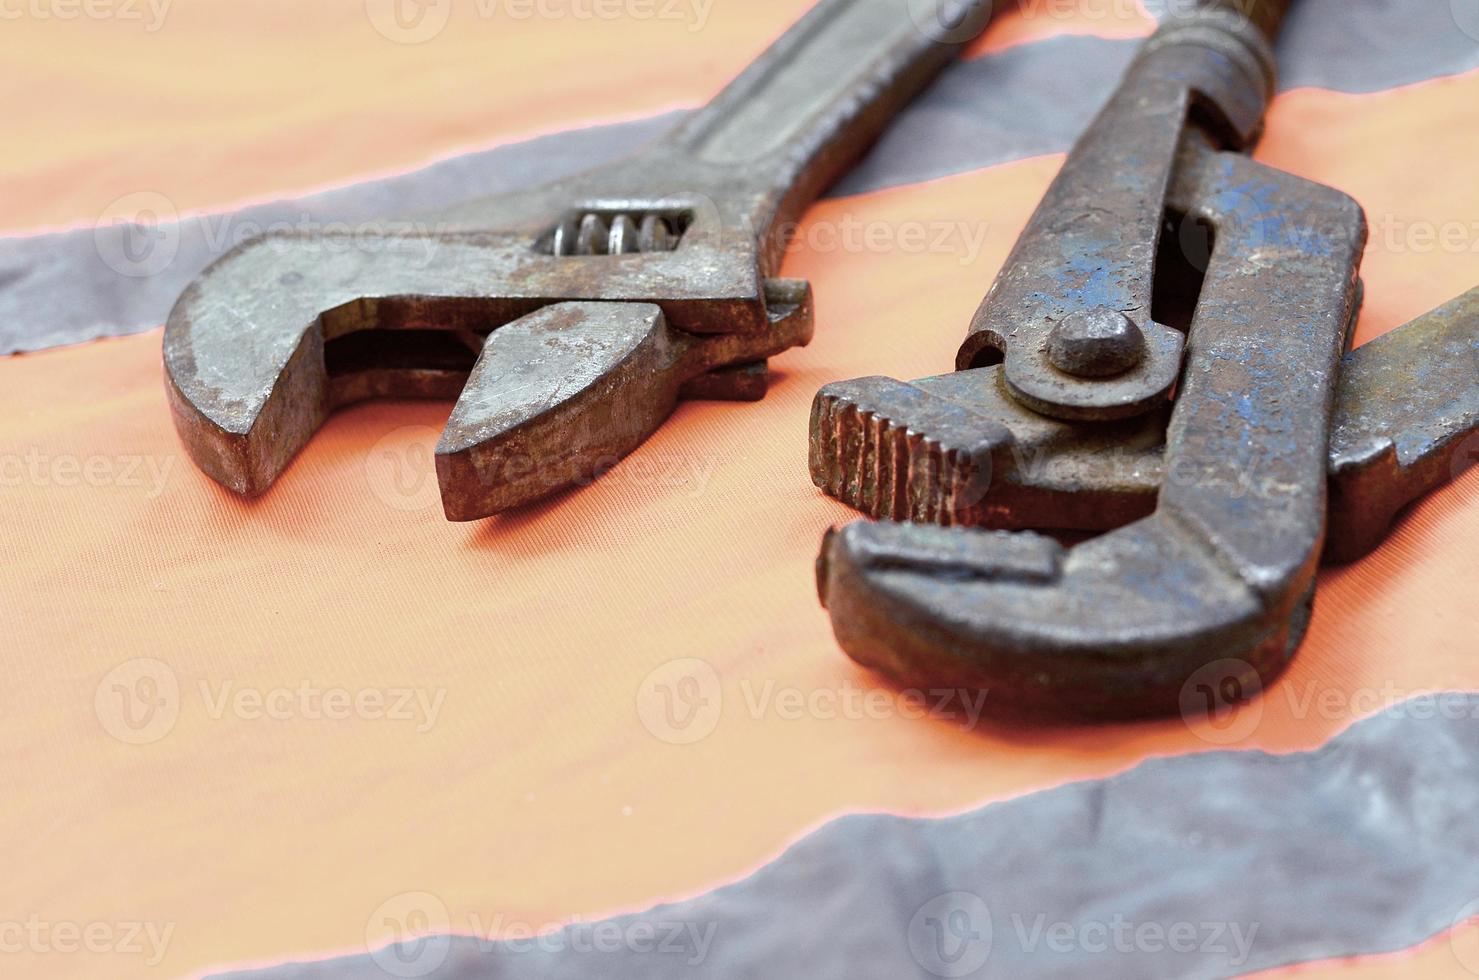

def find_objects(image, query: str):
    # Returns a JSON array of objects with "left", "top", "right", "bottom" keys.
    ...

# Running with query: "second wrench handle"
[{"left": 658, "top": 0, "right": 992, "bottom": 274}]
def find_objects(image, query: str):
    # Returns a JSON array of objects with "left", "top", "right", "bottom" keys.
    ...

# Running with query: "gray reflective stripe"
[
  {"left": 209, "top": 695, "right": 1479, "bottom": 980},
  {"left": 0, "top": 115, "right": 679, "bottom": 355},
  {"left": 3, "top": 0, "right": 1478, "bottom": 355}
]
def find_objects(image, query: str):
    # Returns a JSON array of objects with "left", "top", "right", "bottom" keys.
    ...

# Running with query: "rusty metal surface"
[
  {"left": 956, "top": 1, "right": 1290, "bottom": 421},
  {"left": 811, "top": 0, "right": 1396, "bottom": 721},
  {"left": 163, "top": 0, "right": 993, "bottom": 518},
  {"left": 812, "top": 288, "right": 1479, "bottom": 561},
  {"left": 1326, "top": 287, "right": 1479, "bottom": 561}
]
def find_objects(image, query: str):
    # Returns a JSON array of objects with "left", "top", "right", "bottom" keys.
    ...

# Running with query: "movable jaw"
[
  {"left": 434, "top": 283, "right": 813, "bottom": 522},
  {"left": 809, "top": 368, "right": 1170, "bottom": 534}
]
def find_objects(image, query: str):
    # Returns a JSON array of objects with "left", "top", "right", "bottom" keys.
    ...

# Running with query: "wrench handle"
[{"left": 658, "top": 0, "right": 990, "bottom": 273}]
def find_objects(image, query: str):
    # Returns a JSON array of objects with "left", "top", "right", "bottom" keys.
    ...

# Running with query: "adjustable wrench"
[
  {"left": 810, "top": 0, "right": 1420, "bottom": 720},
  {"left": 164, "top": 0, "right": 994, "bottom": 520}
]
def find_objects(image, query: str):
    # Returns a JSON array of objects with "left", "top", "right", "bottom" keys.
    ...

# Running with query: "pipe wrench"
[{"left": 813, "top": 0, "right": 1476, "bottom": 720}]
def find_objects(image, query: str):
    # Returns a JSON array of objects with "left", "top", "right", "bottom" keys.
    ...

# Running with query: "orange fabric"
[
  {"left": 970, "top": 0, "right": 1153, "bottom": 54},
  {"left": 4, "top": 0, "right": 820, "bottom": 233},
  {"left": 1, "top": 0, "right": 1153, "bottom": 236},
  {"left": 1252, "top": 918, "right": 1479, "bottom": 978},
  {"left": 4, "top": 3, "right": 1478, "bottom": 979}
]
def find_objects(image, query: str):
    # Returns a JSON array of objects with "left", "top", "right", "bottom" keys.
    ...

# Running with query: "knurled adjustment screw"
[{"left": 1047, "top": 309, "right": 1146, "bottom": 378}]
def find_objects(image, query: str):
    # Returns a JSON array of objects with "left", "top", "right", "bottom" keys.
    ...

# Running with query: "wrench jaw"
[
  {"left": 434, "top": 302, "right": 686, "bottom": 521},
  {"left": 162, "top": 234, "right": 356, "bottom": 498},
  {"left": 161, "top": 217, "right": 793, "bottom": 504},
  {"left": 817, "top": 520, "right": 1308, "bottom": 721},
  {"left": 435, "top": 281, "right": 814, "bottom": 522},
  {"left": 1325, "top": 286, "right": 1479, "bottom": 563},
  {"left": 815, "top": 301, "right": 1479, "bottom": 563},
  {"left": 810, "top": 370, "right": 1167, "bottom": 532},
  {"left": 164, "top": 316, "right": 328, "bottom": 498}
]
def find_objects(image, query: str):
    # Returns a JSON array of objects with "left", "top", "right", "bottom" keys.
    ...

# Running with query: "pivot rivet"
[{"left": 1047, "top": 310, "right": 1145, "bottom": 377}]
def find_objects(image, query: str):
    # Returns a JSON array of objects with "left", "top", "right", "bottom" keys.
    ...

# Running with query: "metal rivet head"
[{"left": 1047, "top": 310, "right": 1146, "bottom": 377}]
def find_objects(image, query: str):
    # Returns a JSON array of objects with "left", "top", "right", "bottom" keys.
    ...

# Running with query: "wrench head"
[
  {"left": 162, "top": 176, "right": 813, "bottom": 517},
  {"left": 817, "top": 519, "right": 1310, "bottom": 721},
  {"left": 813, "top": 144, "right": 1370, "bottom": 721}
]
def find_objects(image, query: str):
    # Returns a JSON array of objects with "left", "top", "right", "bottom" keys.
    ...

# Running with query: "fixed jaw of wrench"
[
  {"left": 811, "top": 0, "right": 1388, "bottom": 720},
  {"left": 163, "top": 0, "right": 994, "bottom": 521}
]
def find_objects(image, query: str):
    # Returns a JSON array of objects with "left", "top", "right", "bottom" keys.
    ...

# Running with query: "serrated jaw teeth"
[{"left": 809, "top": 377, "right": 1000, "bottom": 526}]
